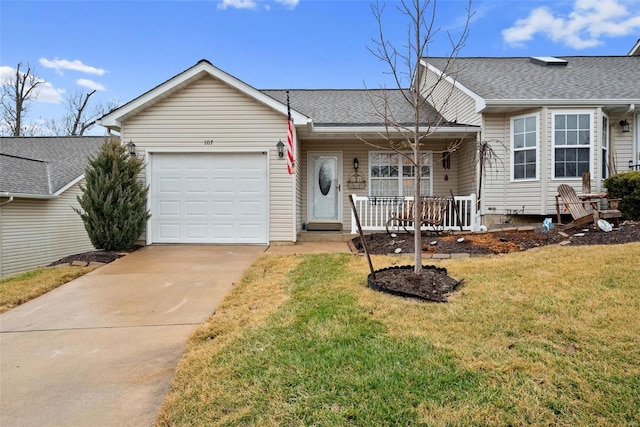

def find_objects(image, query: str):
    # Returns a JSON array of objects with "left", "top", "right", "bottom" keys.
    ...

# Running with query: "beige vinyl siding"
[
  {"left": 300, "top": 138, "right": 472, "bottom": 231},
  {"left": 455, "top": 139, "right": 478, "bottom": 197},
  {"left": 121, "top": 75, "right": 294, "bottom": 243},
  {"left": 422, "top": 68, "right": 481, "bottom": 126},
  {"left": 608, "top": 113, "right": 634, "bottom": 175},
  {"left": 0, "top": 183, "right": 95, "bottom": 277},
  {"left": 480, "top": 113, "right": 509, "bottom": 215}
]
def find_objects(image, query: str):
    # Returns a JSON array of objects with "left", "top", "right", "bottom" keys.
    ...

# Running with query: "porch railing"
[{"left": 350, "top": 193, "right": 478, "bottom": 233}]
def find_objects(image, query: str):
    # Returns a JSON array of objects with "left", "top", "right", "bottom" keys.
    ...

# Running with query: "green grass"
[
  {"left": 0, "top": 265, "right": 99, "bottom": 313},
  {"left": 158, "top": 244, "right": 640, "bottom": 426}
]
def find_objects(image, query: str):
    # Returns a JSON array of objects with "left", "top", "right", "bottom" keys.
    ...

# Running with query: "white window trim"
[
  {"left": 510, "top": 112, "right": 540, "bottom": 182},
  {"left": 602, "top": 113, "right": 609, "bottom": 181},
  {"left": 551, "top": 110, "right": 593, "bottom": 180},
  {"left": 368, "top": 151, "right": 433, "bottom": 197}
]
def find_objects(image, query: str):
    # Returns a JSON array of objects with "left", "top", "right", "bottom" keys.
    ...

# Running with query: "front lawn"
[
  {"left": 0, "top": 266, "right": 99, "bottom": 314},
  {"left": 157, "top": 243, "right": 640, "bottom": 426}
]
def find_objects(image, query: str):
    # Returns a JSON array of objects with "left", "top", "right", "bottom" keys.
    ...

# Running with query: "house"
[
  {"left": 0, "top": 136, "right": 105, "bottom": 277},
  {"left": 98, "top": 60, "right": 479, "bottom": 245},
  {"left": 423, "top": 55, "right": 640, "bottom": 224},
  {"left": 97, "top": 52, "right": 639, "bottom": 246}
]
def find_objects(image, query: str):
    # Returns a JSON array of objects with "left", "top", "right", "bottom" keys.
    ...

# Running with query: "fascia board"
[
  {"left": 309, "top": 125, "right": 480, "bottom": 134},
  {"left": 422, "top": 60, "right": 487, "bottom": 113},
  {"left": 54, "top": 174, "right": 85, "bottom": 196},
  {"left": 0, "top": 192, "right": 58, "bottom": 199},
  {"left": 483, "top": 99, "right": 640, "bottom": 108},
  {"left": 98, "top": 60, "right": 309, "bottom": 130}
]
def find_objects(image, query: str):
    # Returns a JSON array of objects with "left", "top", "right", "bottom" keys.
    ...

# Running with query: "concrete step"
[{"left": 297, "top": 231, "right": 355, "bottom": 242}]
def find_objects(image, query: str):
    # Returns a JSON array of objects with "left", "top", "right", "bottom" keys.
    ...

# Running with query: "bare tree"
[
  {"left": 47, "top": 90, "right": 120, "bottom": 136},
  {"left": 365, "top": 0, "right": 473, "bottom": 274},
  {"left": 1, "top": 62, "right": 43, "bottom": 136}
]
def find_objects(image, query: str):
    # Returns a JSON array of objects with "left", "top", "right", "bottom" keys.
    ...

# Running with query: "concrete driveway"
[{"left": 0, "top": 245, "right": 265, "bottom": 427}]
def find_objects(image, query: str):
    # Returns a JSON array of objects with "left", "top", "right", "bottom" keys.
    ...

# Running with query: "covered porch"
[{"left": 349, "top": 194, "right": 479, "bottom": 233}]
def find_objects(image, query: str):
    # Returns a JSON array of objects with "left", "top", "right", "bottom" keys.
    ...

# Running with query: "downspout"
[
  {"left": 625, "top": 104, "right": 636, "bottom": 115},
  {"left": 622, "top": 104, "right": 635, "bottom": 171},
  {"left": 0, "top": 192, "right": 14, "bottom": 206}
]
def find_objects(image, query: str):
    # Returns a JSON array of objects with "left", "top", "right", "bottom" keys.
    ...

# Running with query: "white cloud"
[
  {"left": 38, "top": 58, "right": 106, "bottom": 76},
  {"left": 217, "top": 0, "right": 299, "bottom": 10},
  {"left": 274, "top": 0, "right": 299, "bottom": 8},
  {"left": 76, "top": 78, "right": 105, "bottom": 91},
  {"left": 218, "top": 0, "right": 257, "bottom": 10},
  {"left": 502, "top": 0, "right": 640, "bottom": 49},
  {"left": 36, "top": 82, "right": 65, "bottom": 104},
  {"left": 0, "top": 65, "right": 63, "bottom": 104}
]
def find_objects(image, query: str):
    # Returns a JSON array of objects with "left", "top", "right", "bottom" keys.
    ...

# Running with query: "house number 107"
[{"left": 204, "top": 140, "right": 214, "bottom": 145}]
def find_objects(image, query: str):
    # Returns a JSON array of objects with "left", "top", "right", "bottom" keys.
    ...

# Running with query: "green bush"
[
  {"left": 604, "top": 171, "right": 640, "bottom": 220},
  {"left": 76, "top": 138, "right": 150, "bottom": 251}
]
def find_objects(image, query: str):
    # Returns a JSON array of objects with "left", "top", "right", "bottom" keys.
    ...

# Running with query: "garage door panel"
[
  {"left": 151, "top": 153, "right": 267, "bottom": 244},
  {"left": 186, "top": 224, "right": 207, "bottom": 239},
  {"left": 158, "top": 224, "right": 180, "bottom": 240},
  {"left": 186, "top": 178, "right": 207, "bottom": 193},
  {"left": 158, "top": 201, "right": 180, "bottom": 216},
  {"left": 186, "top": 201, "right": 207, "bottom": 216},
  {"left": 159, "top": 178, "right": 180, "bottom": 192}
]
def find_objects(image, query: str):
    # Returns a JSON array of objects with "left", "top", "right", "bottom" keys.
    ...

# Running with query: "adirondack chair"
[
  {"left": 556, "top": 184, "right": 594, "bottom": 229},
  {"left": 555, "top": 184, "right": 622, "bottom": 230}
]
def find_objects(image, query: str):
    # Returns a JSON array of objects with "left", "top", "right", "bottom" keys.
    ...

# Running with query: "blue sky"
[{"left": 1, "top": 0, "right": 639, "bottom": 135}]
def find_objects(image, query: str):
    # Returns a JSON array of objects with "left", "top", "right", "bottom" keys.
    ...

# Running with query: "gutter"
[
  {"left": 0, "top": 194, "right": 14, "bottom": 206},
  {"left": 0, "top": 192, "right": 58, "bottom": 200},
  {"left": 481, "top": 99, "right": 640, "bottom": 111}
]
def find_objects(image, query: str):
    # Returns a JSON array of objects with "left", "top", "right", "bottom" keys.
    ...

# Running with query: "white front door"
[{"left": 308, "top": 153, "right": 341, "bottom": 222}]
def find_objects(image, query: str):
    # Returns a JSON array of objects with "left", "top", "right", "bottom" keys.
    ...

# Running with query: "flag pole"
[{"left": 286, "top": 91, "right": 294, "bottom": 174}]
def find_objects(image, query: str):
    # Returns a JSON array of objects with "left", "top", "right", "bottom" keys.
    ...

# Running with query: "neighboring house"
[
  {"left": 97, "top": 60, "right": 479, "bottom": 245},
  {"left": 0, "top": 137, "right": 105, "bottom": 277},
  {"left": 423, "top": 55, "right": 640, "bottom": 224}
]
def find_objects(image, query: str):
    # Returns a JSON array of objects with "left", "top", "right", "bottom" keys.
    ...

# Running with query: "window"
[
  {"left": 602, "top": 115, "right": 609, "bottom": 179},
  {"left": 511, "top": 114, "right": 538, "bottom": 180},
  {"left": 553, "top": 112, "right": 591, "bottom": 178},
  {"left": 369, "top": 152, "right": 432, "bottom": 197}
]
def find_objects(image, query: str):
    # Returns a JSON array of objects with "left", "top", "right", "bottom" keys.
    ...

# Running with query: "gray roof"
[
  {"left": 0, "top": 136, "right": 106, "bottom": 197},
  {"left": 428, "top": 56, "right": 640, "bottom": 100},
  {"left": 261, "top": 89, "right": 447, "bottom": 127}
]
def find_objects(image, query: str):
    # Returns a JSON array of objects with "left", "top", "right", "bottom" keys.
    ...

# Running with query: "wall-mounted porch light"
[
  {"left": 126, "top": 140, "right": 136, "bottom": 157},
  {"left": 353, "top": 157, "right": 359, "bottom": 171},
  {"left": 619, "top": 119, "right": 630, "bottom": 133},
  {"left": 276, "top": 140, "right": 285, "bottom": 158}
]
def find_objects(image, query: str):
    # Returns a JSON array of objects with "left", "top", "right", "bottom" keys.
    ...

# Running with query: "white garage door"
[{"left": 150, "top": 153, "right": 268, "bottom": 244}]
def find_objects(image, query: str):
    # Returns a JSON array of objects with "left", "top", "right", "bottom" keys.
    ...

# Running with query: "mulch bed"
[
  {"left": 353, "top": 222, "right": 640, "bottom": 256},
  {"left": 354, "top": 222, "right": 640, "bottom": 303},
  {"left": 368, "top": 265, "right": 462, "bottom": 303},
  {"left": 48, "top": 245, "right": 142, "bottom": 267}
]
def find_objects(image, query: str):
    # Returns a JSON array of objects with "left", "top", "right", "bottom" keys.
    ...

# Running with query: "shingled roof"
[
  {"left": 0, "top": 136, "right": 106, "bottom": 197},
  {"left": 427, "top": 56, "right": 640, "bottom": 101},
  {"left": 261, "top": 89, "right": 447, "bottom": 127}
]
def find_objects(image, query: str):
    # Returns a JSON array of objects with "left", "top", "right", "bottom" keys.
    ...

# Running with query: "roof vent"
[{"left": 530, "top": 56, "right": 568, "bottom": 66}]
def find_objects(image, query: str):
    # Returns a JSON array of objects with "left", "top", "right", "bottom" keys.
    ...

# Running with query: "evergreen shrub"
[
  {"left": 604, "top": 171, "right": 640, "bottom": 220},
  {"left": 76, "top": 138, "right": 150, "bottom": 250}
]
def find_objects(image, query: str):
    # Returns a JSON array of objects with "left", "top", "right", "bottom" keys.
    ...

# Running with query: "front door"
[{"left": 308, "top": 153, "right": 341, "bottom": 223}]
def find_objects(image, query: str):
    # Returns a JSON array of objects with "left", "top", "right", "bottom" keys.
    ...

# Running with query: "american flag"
[{"left": 286, "top": 91, "right": 294, "bottom": 174}]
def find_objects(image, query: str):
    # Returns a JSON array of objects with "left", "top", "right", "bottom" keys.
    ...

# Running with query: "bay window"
[
  {"left": 511, "top": 114, "right": 538, "bottom": 180},
  {"left": 602, "top": 115, "right": 609, "bottom": 179},
  {"left": 553, "top": 112, "right": 591, "bottom": 178}
]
